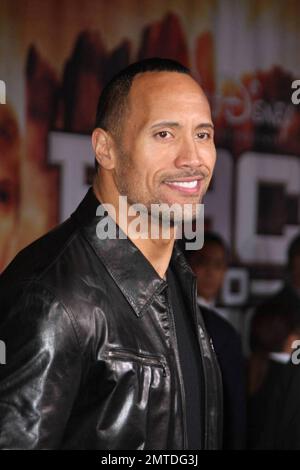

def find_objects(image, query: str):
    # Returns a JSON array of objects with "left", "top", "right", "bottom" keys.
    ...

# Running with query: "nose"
[{"left": 174, "top": 135, "right": 204, "bottom": 170}]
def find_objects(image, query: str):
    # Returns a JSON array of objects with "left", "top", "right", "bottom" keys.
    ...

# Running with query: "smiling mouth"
[{"left": 163, "top": 178, "right": 203, "bottom": 194}]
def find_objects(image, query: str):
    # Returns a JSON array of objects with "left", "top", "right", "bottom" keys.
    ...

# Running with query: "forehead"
[{"left": 128, "top": 71, "right": 211, "bottom": 124}]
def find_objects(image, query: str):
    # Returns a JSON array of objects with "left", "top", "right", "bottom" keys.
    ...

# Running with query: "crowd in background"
[{"left": 186, "top": 232, "right": 300, "bottom": 450}]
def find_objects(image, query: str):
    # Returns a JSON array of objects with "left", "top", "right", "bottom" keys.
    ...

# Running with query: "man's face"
[
  {"left": 0, "top": 107, "right": 20, "bottom": 271},
  {"left": 191, "top": 242, "right": 227, "bottom": 301},
  {"left": 113, "top": 71, "right": 216, "bottom": 221}
]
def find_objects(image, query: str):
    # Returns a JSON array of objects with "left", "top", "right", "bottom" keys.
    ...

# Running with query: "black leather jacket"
[{"left": 0, "top": 188, "right": 223, "bottom": 450}]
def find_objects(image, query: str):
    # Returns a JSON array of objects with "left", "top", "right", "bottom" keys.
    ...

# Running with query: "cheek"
[
  {"left": 128, "top": 143, "right": 155, "bottom": 180},
  {"left": 196, "top": 268, "right": 221, "bottom": 288},
  {"left": 203, "top": 145, "right": 217, "bottom": 169},
  {"left": 193, "top": 266, "right": 207, "bottom": 280},
  {"left": 217, "top": 268, "right": 226, "bottom": 280},
  {"left": 0, "top": 213, "right": 16, "bottom": 240}
]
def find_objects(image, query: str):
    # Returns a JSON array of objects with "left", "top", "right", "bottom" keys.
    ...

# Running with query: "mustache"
[{"left": 160, "top": 168, "right": 210, "bottom": 182}]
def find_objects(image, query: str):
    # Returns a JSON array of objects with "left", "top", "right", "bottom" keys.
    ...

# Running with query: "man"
[
  {"left": 248, "top": 305, "right": 300, "bottom": 449},
  {"left": 0, "top": 105, "right": 20, "bottom": 272},
  {"left": 255, "top": 233, "right": 300, "bottom": 319},
  {"left": 185, "top": 232, "right": 246, "bottom": 449},
  {"left": 0, "top": 58, "right": 222, "bottom": 450},
  {"left": 188, "top": 232, "right": 227, "bottom": 310}
]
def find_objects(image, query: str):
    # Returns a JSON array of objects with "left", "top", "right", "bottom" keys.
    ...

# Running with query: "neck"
[
  {"left": 132, "top": 235, "right": 175, "bottom": 279},
  {"left": 93, "top": 179, "right": 175, "bottom": 279}
]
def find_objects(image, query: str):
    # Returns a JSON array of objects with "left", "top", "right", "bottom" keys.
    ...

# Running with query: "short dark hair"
[
  {"left": 250, "top": 302, "right": 300, "bottom": 353},
  {"left": 94, "top": 57, "right": 190, "bottom": 170},
  {"left": 184, "top": 231, "right": 229, "bottom": 265},
  {"left": 203, "top": 231, "right": 227, "bottom": 252}
]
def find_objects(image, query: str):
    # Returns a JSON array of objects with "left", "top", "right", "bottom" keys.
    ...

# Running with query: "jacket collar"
[{"left": 71, "top": 187, "right": 196, "bottom": 317}]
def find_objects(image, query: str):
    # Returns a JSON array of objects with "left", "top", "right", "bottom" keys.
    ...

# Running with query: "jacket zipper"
[
  {"left": 104, "top": 348, "right": 167, "bottom": 377},
  {"left": 191, "top": 277, "right": 223, "bottom": 449},
  {"left": 191, "top": 278, "right": 205, "bottom": 450},
  {"left": 165, "top": 290, "right": 188, "bottom": 450}
]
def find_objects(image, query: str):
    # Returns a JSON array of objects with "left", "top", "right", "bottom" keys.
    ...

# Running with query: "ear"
[{"left": 92, "top": 128, "right": 116, "bottom": 170}]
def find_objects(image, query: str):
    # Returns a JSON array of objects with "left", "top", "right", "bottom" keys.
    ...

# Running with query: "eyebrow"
[{"left": 150, "top": 121, "right": 214, "bottom": 131}]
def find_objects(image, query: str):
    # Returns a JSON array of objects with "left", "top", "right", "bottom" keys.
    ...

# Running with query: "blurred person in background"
[
  {"left": 258, "top": 234, "right": 300, "bottom": 316},
  {"left": 248, "top": 303, "right": 300, "bottom": 449},
  {"left": 185, "top": 232, "right": 246, "bottom": 449},
  {"left": 0, "top": 105, "right": 20, "bottom": 272},
  {"left": 189, "top": 231, "right": 227, "bottom": 311}
]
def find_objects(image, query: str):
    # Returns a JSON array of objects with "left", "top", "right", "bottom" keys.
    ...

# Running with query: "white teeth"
[{"left": 166, "top": 180, "right": 198, "bottom": 189}]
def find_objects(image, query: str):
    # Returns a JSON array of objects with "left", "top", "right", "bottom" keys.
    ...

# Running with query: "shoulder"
[
  {"left": 0, "top": 216, "right": 78, "bottom": 286},
  {"left": 199, "top": 304, "right": 242, "bottom": 356},
  {"left": 0, "top": 218, "right": 84, "bottom": 341},
  {"left": 200, "top": 305, "right": 239, "bottom": 341}
]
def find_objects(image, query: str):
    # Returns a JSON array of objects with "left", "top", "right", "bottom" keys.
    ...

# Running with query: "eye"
[
  {"left": 196, "top": 131, "right": 211, "bottom": 140},
  {"left": 0, "top": 188, "right": 10, "bottom": 204},
  {"left": 154, "top": 130, "right": 172, "bottom": 139},
  {"left": 0, "top": 182, "right": 13, "bottom": 207}
]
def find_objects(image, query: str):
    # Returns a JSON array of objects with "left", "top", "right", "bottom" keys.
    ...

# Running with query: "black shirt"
[
  {"left": 201, "top": 308, "right": 246, "bottom": 449},
  {"left": 166, "top": 266, "right": 203, "bottom": 450}
]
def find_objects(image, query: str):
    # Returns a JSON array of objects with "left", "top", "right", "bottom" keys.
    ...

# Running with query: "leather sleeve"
[{"left": 0, "top": 282, "right": 82, "bottom": 449}]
